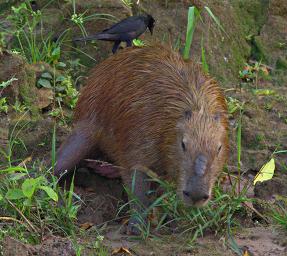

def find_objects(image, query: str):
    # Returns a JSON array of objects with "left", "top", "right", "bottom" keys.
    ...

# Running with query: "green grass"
[
  {"left": 0, "top": 122, "right": 80, "bottom": 242},
  {"left": 119, "top": 172, "right": 250, "bottom": 244},
  {"left": 271, "top": 199, "right": 287, "bottom": 230},
  {"left": 0, "top": 118, "right": 109, "bottom": 254},
  {"left": 183, "top": 6, "right": 197, "bottom": 60},
  {"left": 116, "top": 102, "right": 253, "bottom": 248},
  {"left": 182, "top": 5, "right": 225, "bottom": 73}
]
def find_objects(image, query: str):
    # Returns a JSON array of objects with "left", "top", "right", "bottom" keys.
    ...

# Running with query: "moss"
[
  {"left": 232, "top": 0, "right": 269, "bottom": 36},
  {"left": 276, "top": 57, "right": 287, "bottom": 70},
  {"left": 250, "top": 36, "right": 268, "bottom": 62},
  {"left": 231, "top": 0, "right": 269, "bottom": 63},
  {"left": 18, "top": 65, "right": 41, "bottom": 119}
]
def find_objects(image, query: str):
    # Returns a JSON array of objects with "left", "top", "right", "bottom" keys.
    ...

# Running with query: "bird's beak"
[{"left": 149, "top": 26, "right": 154, "bottom": 35}]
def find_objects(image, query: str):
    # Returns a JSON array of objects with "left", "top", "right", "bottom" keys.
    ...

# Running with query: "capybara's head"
[{"left": 176, "top": 105, "right": 228, "bottom": 207}]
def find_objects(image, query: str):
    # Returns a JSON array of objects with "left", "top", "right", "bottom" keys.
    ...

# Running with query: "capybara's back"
[{"left": 55, "top": 45, "right": 228, "bottom": 210}]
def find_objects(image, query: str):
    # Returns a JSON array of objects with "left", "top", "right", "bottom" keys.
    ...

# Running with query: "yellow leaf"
[
  {"left": 112, "top": 247, "right": 132, "bottom": 255},
  {"left": 253, "top": 158, "right": 275, "bottom": 185},
  {"left": 243, "top": 250, "right": 249, "bottom": 256}
]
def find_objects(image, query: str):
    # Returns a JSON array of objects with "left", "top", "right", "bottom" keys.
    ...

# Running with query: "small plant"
[
  {"left": 2, "top": 2, "right": 64, "bottom": 64},
  {"left": 0, "top": 77, "right": 18, "bottom": 89},
  {"left": 0, "top": 123, "right": 81, "bottom": 244},
  {"left": 133, "top": 39, "right": 145, "bottom": 47},
  {"left": 226, "top": 97, "right": 244, "bottom": 116},
  {"left": 239, "top": 62, "right": 270, "bottom": 88},
  {"left": 0, "top": 97, "right": 8, "bottom": 113},
  {"left": 37, "top": 71, "right": 78, "bottom": 109},
  {"left": 70, "top": 0, "right": 117, "bottom": 38},
  {"left": 12, "top": 100, "right": 28, "bottom": 113},
  {"left": 271, "top": 197, "right": 287, "bottom": 230}
]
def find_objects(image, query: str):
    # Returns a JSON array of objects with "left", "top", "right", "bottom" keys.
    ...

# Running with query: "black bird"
[{"left": 74, "top": 14, "right": 155, "bottom": 53}]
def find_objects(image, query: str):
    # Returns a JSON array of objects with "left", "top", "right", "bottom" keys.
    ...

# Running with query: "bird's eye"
[
  {"left": 181, "top": 140, "right": 186, "bottom": 151},
  {"left": 218, "top": 145, "right": 222, "bottom": 154}
]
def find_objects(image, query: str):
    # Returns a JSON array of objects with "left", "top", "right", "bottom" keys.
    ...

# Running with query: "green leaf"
[
  {"left": 0, "top": 193, "right": 3, "bottom": 201},
  {"left": 39, "top": 186, "right": 58, "bottom": 201},
  {"left": 37, "top": 78, "right": 52, "bottom": 88},
  {"left": 253, "top": 158, "right": 275, "bottom": 185},
  {"left": 22, "top": 178, "right": 37, "bottom": 198},
  {"left": 51, "top": 47, "right": 60, "bottom": 61},
  {"left": 0, "top": 166, "right": 27, "bottom": 174},
  {"left": 52, "top": 47, "right": 60, "bottom": 56},
  {"left": 133, "top": 39, "right": 145, "bottom": 46},
  {"left": 55, "top": 86, "right": 65, "bottom": 92},
  {"left": 10, "top": 173, "right": 28, "bottom": 181},
  {"left": 6, "top": 189, "right": 25, "bottom": 200},
  {"left": 41, "top": 72, "right": 53, "bottom": 79},
  {"left": 56, "top": 75, "right": 65, "bottom": 82},
  {"left": 0, "top": 77, "right": 18, "bottom": 89},
  {"left": 23, "top": 198, "right": 32, "bottom": 206},
  {"left": 56, "top": 62, "right": 66, "bottom": 68},
  {"left": 34, "top": 176, "right": 46, "bottom": 184}
]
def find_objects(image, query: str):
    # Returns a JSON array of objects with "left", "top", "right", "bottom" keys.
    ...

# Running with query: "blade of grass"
[
  {"left": 204, "top": 6, "right": 225, "bottom": 33},
  {"left": 201, "top": 37, "right": 208, "bottom": 73},
  {"left": 237, "top": 109, "right": 242, "bottom": 194},
  {"left": 51, "top": 125, "right": 56, "bottom": 172},
  {"left": 183, "top": 6, "right": 196, "bottom": 60}
]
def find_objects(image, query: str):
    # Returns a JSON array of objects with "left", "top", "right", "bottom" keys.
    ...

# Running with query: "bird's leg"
[
  {"left": 126, "top": 39, "right": 132, "bottom": 47},
  {"left": 112, "top": 41, "right": 121, "bottom": 54}
]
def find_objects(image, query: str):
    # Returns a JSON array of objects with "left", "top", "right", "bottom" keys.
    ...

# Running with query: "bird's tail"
[{"left": 73, "top": 33, "right": 116, "bottom": 42}]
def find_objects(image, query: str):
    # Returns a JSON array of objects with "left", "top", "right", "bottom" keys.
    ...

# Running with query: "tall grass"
[
  {"left": 0, "top": 123, "right": 80, "bottom": 243},
  {"left": 183, "top": 5, "right": 225, "bottom": 73},
  {"left": 183, "top": 6, "right": 197, "bottom": 60}
]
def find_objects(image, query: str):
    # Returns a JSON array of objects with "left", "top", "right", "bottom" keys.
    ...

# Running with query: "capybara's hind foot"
[
  {"left": 126, "top": 216, "right": 144, "bottom": 236},
  {"left": 83, "top": 159, "right": 122, "bottom": 178}
]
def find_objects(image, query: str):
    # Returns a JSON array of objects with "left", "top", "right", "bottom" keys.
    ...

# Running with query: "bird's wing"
[
  {"left": 73, "top": 32, "right": 121, "bottom": 41},
  {"left": 102, "top": 16, "right": 146, "bottom": 34}
]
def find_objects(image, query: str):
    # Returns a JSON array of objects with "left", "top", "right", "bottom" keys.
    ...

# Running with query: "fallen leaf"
[
  {"left": 243, "top": 250, "right": 250, "bottom": 256},
  {"left": 112, "top": 247, "right": 132, "bottom": 255},
  {"left": 17, "top": 156, "right": 32, "bottom": 167},
  {"left": 252, "top": 89, "right": 275, "bottom": 96},
  {"left": 253, "top": 158, "right": 275, "bottom": 185},
  {"left": 80, "top": 222, "right": 93, "bottom": 230}
]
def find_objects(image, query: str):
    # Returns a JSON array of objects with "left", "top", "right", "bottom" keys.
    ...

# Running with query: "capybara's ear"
[{"left": 184, "top": 110, "right": 192, "bottom": 120}]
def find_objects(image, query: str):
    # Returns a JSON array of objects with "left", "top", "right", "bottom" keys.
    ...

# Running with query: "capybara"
[{"left": 55, "top": 45, "right": 228, "bottom": 233}]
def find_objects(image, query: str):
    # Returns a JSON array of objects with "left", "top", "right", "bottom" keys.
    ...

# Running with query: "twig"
[
  {"left": 0, "top": 216, "right": 24, "bottom": 225},
  {"left": 242, "top": 202, "right": 270, "bottom": 223},
  {"left": 7, "top": 199, "right": 39, "bottom": 233}
]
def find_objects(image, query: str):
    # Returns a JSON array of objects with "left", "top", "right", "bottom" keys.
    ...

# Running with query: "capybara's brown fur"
[{"left": 55, "top": 45, "right": 228, "bottom": 214}]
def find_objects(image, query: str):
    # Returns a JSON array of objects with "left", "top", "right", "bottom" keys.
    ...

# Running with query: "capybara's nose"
[{"left": 183, "top": 190, "right": 209, "bottom": 204}]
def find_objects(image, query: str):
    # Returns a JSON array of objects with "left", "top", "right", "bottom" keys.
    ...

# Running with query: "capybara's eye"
[{"left": 181, "top": 140, "right": 186, "bottom": 151}]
